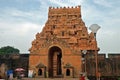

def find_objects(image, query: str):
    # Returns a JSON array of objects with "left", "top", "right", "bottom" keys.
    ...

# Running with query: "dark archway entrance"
[
  {"left": 38, "top": 69, "right": 42, "bottom": 76},
  {"left": 66, "top": 69, "right": 70, "bottom": 76},
  {"left": 48, "top": 46, "right": 62, "bottom": 78}
]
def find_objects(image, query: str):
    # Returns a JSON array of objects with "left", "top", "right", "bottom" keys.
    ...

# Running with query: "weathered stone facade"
[
  {"left": 1, "top": 53, "right": 120, "bottom": 79},
  {"left": 29, "top": 6, "right": 98, "bottom": 78}
]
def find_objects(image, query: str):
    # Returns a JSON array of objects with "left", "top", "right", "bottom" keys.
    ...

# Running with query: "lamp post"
[
  {"left": 89, "top": 24, "right": 100, "bottom": 80},
  {"left": 81, "top": 50, "right": 87, "bottom": 75}
]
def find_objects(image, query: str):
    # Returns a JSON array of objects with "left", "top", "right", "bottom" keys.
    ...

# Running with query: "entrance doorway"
[{"left": 48, "top": 46, "right": 62, "bottom": 77}]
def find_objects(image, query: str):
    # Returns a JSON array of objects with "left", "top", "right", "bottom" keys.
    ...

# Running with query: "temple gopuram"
[{"left": 29, "top": 6, "right": 98, "bottom": 78}]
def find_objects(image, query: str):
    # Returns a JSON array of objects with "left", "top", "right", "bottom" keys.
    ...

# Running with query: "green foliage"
[{"left": 0, "top": 46, "right": 20, "bottom": 54}]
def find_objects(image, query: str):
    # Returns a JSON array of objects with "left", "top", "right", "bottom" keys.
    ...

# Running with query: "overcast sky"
[{"left": 0, "top": 0, "right": 120, "bottom": 54}]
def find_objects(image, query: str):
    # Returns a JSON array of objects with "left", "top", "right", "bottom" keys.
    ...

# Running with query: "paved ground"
[{"left": 22, "top": 78, "right": 79, "bottom": 80}]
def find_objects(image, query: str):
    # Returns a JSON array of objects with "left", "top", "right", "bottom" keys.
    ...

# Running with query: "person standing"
[
  {"left": 7, "top": 69, "right": 13, "bottom": 80},
  {"left": 80, "top": 74, "right": 85, "bottom": 80},
  {"left": 0, "top": 63, "right": 7, "bottom": 79}
]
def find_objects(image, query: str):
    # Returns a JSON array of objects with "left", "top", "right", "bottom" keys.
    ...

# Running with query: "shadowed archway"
[{"left": 48, "top": 46, "right": 62, "bottom": 78}]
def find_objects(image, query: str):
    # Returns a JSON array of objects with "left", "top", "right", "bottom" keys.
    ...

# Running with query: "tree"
[{"left": 0, "top": 46, "right": 20, "bottom": 54}]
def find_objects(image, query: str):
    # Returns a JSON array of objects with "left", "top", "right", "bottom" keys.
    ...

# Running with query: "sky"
[{"left": 0, "top": 0, "right": 120, "bottom": 54}]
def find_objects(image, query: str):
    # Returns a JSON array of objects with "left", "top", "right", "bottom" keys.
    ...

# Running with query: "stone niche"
[
  {"left": 63, "top": 63, "right": 74, "bottom": 78},
  {"left": 36, "top": 63, "right": 46, "bottom": 78}
]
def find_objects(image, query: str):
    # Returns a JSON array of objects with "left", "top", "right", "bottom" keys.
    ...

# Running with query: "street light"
[
  {"left": 89, "top": 24, "right": 100, "bottom": 80},
  {"left": 81, "top": 50, "right": 87, "bottom": 75},
  {"left": 89, "top": 24, "right": 100, "bottom": 38}
]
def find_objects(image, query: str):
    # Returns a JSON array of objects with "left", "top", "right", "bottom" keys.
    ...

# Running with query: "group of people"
[{"left": 0, "top": 63, "right": 25, "bottom": 80}]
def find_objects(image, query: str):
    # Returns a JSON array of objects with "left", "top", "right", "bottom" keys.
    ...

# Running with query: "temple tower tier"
[{"left": 29, "top": 6, "right": 98, "bottom": 78}]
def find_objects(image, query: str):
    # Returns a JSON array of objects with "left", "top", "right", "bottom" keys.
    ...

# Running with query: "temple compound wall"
[
  {"left": 0, "top": 53, "right": 120, "bottom": 78},
  {"left": 29, "top": 6, "right": 98, "bottom": 78}
]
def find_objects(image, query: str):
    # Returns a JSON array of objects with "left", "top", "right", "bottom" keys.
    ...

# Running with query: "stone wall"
[{"left": 0, "top": 53, "right": 120, "bottom": 77}]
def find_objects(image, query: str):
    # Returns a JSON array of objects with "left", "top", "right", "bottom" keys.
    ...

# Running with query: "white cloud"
[
  {"left": 97, "top": 29, "right": 120, "bottom": 53},
  {"left": 10, "top": 9, "right": 32, "bottom": 17},
  {"left": 0, "top": 21, "right": 41, "bottom": 36},
  {"left": 0, "top": 21, "right": 43, "bottom": 53},
  {"left": 93, "top": 0, "right": 112, "bottom": 7},
  {"left": 15, "top": 22, "right": 40, "bottom": 36},
  {"left": 0, "top": 7, "right": 41, "bottom": 24},
  {"left": 49, "top": 0, "right": 83, "bottom": 6}
]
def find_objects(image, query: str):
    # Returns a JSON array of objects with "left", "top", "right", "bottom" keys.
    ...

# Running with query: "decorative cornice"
[{"left": 49, "top": 5, "right": 80, "bottom": 10}]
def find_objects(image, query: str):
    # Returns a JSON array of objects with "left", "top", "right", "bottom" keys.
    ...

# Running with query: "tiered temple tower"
[{"left": 29, "top": 6, "right": 98, "bottom": 78}]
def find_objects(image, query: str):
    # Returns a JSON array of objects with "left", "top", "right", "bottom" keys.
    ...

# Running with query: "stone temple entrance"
[
  {"left": 48, "top": 46, "right": 62, "bottom": 78},
  {"left": 29, "top": 6, "right": 98, "bottom": 78}
]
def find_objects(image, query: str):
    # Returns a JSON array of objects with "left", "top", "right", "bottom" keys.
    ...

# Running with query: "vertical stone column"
[{"left": 53, "top": 52, "right": 58, "bottom": 77}]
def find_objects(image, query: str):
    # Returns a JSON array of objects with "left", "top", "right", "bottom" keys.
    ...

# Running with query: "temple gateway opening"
[{"left": 29, "top": 6, "right": 98, "bottom": 78}]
